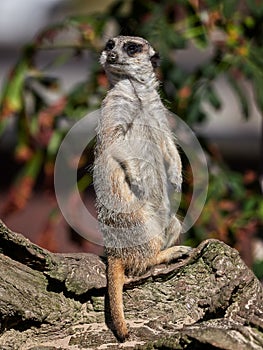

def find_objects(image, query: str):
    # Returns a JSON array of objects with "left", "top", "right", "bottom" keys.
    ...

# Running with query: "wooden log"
[{"left": 0, "top": 220, "right": 262, "bottom": 349}]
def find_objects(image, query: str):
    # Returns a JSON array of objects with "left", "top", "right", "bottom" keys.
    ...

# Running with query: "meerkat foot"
[
  {"left": 163, "top": 215, "right": 182, "bottom": 249},
  {"left": 155, "top": 245, "right": 192, "bottom": 265}
]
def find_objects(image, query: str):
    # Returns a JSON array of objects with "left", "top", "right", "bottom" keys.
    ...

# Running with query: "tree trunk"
[{"left": 0, "top": 220, "right": 262, "bottom": 350}]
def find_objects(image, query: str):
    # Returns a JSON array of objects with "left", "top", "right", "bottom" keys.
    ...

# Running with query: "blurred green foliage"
[{"left": 0, "top": 0, "right": 262, "bottom": 274}]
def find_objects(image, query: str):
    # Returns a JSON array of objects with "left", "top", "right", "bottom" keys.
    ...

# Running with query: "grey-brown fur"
[{"left": 93, "top": 36, "right": 190, "bottom": 341}]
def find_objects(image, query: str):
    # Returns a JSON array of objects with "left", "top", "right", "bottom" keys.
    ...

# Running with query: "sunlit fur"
[{"left": 94, "top": 36, "right": 184, "bottom": 341}]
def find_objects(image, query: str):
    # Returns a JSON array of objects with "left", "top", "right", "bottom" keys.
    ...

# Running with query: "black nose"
[{"left": 107, "top": 51, "right": 118, "bottom": 64}]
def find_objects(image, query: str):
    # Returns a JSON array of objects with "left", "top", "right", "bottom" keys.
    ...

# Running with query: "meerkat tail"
[{"left": 107, "top": 257, "right": 129, "bottom": 342}]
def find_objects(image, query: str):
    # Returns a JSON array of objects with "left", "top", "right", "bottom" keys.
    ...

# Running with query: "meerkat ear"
[{"left": 150, "top": 52, "right": 161, "bottom": 68}]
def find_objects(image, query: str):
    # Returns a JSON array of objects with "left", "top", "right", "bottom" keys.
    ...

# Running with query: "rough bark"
[{"left": 0, "top": 220, "right": 262, "bottom": 350}]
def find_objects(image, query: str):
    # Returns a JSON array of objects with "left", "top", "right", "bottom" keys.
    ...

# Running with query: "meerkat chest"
[
  {"left": 99, "top": 84, "right": 168, "bottom": 163},
  {"left": 124, "top": 102, "right": 166, "bottom": 147}
]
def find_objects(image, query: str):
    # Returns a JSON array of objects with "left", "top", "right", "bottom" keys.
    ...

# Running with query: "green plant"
[{"left": 0, "top": 0, "right": 262, "bottom": 273}]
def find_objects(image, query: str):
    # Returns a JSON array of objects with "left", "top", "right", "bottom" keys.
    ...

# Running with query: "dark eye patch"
[
  {"left": 105, "top": 39, "right": 115, "bottom": 51},
  {"left": 123, "top": 42, "right": 143, "bottom": 56}
]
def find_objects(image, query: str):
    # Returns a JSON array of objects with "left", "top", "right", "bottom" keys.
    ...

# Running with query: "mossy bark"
[{"left": 0, "top": 220, "right": 262, "bottom": 350}]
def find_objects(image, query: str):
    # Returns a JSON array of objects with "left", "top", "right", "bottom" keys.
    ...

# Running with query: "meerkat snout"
[
  {"left": 106, "top": 51, "right": 119, "bottom": 64},
  {"left": 100, "top": 36, "right": 160, "bottom": 78}
]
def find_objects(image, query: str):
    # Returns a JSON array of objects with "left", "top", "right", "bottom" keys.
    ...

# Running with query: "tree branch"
[{"left": 0, "top": 220, "right": 262, "bottom": 349}]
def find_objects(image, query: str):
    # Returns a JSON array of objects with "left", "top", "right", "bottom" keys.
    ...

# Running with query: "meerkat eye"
[
  {"left": 123, "top": 42, "right": 143, "bottom": 57},
  {"left": 105, "top": 40, "right": 115, "bottom": 51}
]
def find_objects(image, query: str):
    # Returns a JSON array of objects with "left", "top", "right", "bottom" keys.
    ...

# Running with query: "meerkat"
[{"left": 93, "top": 36, "right": 191, "bottom": 342}]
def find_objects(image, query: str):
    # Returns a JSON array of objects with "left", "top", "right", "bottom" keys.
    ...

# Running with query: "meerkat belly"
[
  {"left": 106, "top": 236, "right": 163, "bottom": 275},
  {"left": 124, "top": 121, "right": 170, "bottom": 204}
]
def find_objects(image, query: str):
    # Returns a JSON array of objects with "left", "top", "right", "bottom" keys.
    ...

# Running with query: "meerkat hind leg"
[
  {"left": 163, "top": 214, "right": 182, "bottom": 249},
  {"left": 155, "top": 245, "right": 192, "bottom": 265}
]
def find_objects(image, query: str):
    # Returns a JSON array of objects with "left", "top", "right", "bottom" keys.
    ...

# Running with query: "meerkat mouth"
[
  {"left": 106, "top": 62, "right": 128, "bottom": 66},
  {"left": 106, "top": 62, "right": 130, "bottom": 75}
]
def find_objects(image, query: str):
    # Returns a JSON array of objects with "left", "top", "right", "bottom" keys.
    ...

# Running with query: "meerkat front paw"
[{"left": 168, "top": 168, "right": 182, "bottom": 192}]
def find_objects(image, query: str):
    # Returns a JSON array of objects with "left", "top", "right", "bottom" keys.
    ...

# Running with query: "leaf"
[
  {"left": 253, "top": 260, "right": 263, "bottom": 280},
  {"left": 185, "top": 15, "right": 208, "bottom": 49},
  {"left": 186, "top": 98, "right": 202, "bottom": 123},
  {"left": 222, "top": 0, "right": 239, "bottom": 18},
  {"left": 258, "top": 202, "right": 263, "bottom": 220},
  {"left": 227, "top": 74, "right": 250, "bottom": 119},
  {"left": 246, "top": 0, "right": 263, "bottom": 17},
  {"left": 249, "top": 46, "right": 263, "bottom": 71},
  {"left": 47, "top": 130, "right": 64, "bottom": 157},
  {"left": 253, "top": 71, "right": 263, "bottom": 113},
  {"left": 0, "top": 58, "right": 29, "bottom": 117},
  {"left": 243, "top": 197, "right": 257, "bottom": 213},
  {"left": 78, "top": 173, "right": 93, "bottom": 192},
  {"left": 201, "top": 64, "right": 218, "bottom": 80},
  {"left": 206, "top": 85, "right": 222, "bottom": 110},
  {"left": 22, "top": 150, "right": 44, "bottom": 179},
  {"left": 241, "top": 46, "right": 263, "bottom": 113}
]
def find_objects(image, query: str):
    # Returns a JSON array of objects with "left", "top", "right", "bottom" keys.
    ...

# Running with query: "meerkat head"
[{"left": 100, "top": 36, "right": 160, "bottom": 84}]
